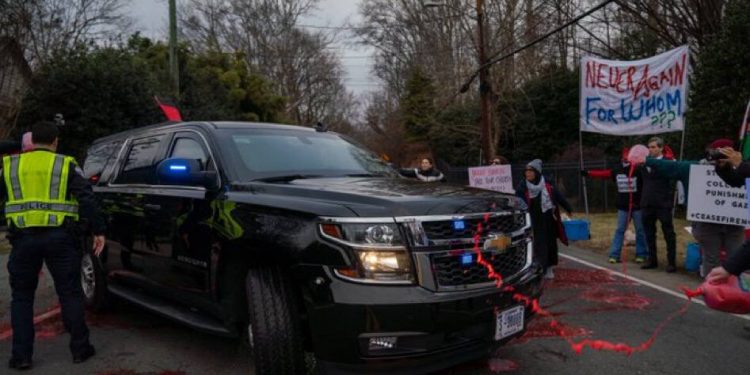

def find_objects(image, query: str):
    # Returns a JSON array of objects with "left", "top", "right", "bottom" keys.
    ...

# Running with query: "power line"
[{"left": 459, "top": 0, "right": 616, "bottom": 93}]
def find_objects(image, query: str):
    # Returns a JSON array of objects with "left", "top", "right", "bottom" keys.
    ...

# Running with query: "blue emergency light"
[
  {"left": 461, "top": 254, "right": 473, "bottom": 265},
  {"left": 169, "top": 164, "right": 188, "bottom": 172},
  {"left": 453, "top": 220, "right": 465, "bottom": 231}
]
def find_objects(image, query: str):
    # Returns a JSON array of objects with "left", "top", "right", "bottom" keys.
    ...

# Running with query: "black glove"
[{"left": 580, "top": 170, "right": 588, "bottom": 177}]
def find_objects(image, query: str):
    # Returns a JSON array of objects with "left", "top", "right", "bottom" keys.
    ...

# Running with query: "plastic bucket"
[
  {"left": 563, "top": 219, "right": 590, "bottom": 241},
  {"left": 685, "top": 242, "right": 701, "bottom": 272}
]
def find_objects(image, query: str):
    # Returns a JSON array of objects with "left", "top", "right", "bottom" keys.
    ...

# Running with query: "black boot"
[
  {"left": 73, "top": 345, "right": 96, "bottom": 364},
  {"left": 641, "top": 262, "right": 658, "bottom": 270},
  {"left": 8, "top": 357, "right": 32, "bottom": 370}
]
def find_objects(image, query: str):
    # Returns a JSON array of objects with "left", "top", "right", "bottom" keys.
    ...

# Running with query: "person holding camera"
[{"left": 640, "top": 138, "right": 744, "bottom": 276}]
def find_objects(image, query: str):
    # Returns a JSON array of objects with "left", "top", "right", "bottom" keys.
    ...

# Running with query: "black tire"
[
  {"left": 245, "top": 267, "right": 305, "bottom": 375},
  {"left": 81, "top": 237, "right": 110, "bottom": 312}
]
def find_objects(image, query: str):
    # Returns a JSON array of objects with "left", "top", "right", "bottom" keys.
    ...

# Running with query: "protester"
[
  {"left": 641, "top": 139, "right": 744, "bottom": 277},
  {"left": 491, "top": 156, "right": 509, "bottom": 165},
  {"left": 582, "top": 147, "right": 648, "bottom": 264},
  {"left": 398, "top": 158, "right": 446, "bottom": 182},
  {"left": 707, "top": 146, "right": 750, "bottom": 283},
  {"left": 516, "top": 159, "right": 573, "bottom": 279},
  {"left": 638, "top": 137, "right": 678, "bottom": 272}
]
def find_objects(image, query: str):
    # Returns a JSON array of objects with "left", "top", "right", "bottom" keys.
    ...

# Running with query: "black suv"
[{"left": 82, "top": 121, "right": 543, "bottom": 374}]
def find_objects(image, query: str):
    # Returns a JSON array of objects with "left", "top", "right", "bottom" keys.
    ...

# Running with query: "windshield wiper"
[{"left": 253, "top": 174, "right": 324, "bottom": 183}]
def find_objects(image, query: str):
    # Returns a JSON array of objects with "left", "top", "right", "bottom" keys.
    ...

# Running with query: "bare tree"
[
  {"left": 0, "top": 0, "right": 129, "bottom": 67},
  {"left": 181, "top": 0, "right": 355, "bottom": 128}
]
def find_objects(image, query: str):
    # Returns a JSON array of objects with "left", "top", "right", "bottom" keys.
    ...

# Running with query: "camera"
[{"left": 705, "top": 149, "right": 728, "bottom": 161}]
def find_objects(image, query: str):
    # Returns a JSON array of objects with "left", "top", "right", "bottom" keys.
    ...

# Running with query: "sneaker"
[
  {"left": 635, "top": 256, "right": 646, "bottom": 264},
  {"left": 8, "top": 357, "right": 32, "bottom": 370},
  {"left": 73, "top": 345, "right": 96, "bottom": 364},
  {"left": 665, "top": 265, "right": 677, "bottom": 273},
  {"left": 544, "top": 268, "right": 555, "bottom": 279},
  {"left": 608, "top": 257, "right": 620, "bottom": 264}
]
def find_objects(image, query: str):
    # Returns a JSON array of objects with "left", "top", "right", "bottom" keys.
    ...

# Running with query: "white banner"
[
  {"left": 687, "top": 165, "right": 748, "bottom": 226},
  {"left": 580, "top": 45, "right": 689, "bottom": 136},
  {"left": 468, "top": 165, "right": 514, "bottom": 193}
]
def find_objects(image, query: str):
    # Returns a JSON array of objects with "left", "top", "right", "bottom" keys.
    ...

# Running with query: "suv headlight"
[{"left": 319, "top": 222, "right": 413, "bottom": 283}]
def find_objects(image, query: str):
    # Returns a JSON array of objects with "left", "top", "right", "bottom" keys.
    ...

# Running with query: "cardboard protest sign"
[
  {"left": 687, "top": 165, "right": 748, "bottom": 226},
  {"left": 468, "top": 165, "right": 514, "bottom": 193},
  {"left": 580, "top": 45, "right": 689, "bottom": 136}
]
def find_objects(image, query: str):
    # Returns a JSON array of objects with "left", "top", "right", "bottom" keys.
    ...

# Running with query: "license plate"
[{"left": 495, "top": 305, "right": 524, "bottom": 340}]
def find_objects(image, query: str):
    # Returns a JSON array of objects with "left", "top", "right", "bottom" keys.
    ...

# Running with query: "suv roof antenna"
[{"left": 314, "top": 122, "right": 327, "bottom": 132}]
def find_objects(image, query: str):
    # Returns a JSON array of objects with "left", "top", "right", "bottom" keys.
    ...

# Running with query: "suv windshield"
[{"left": 217, "top": 128, "right": 397, "bottom": 181}]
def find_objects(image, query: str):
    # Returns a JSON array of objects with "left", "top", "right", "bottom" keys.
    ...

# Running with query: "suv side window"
[
  {"left": 83, "top": 140, "right": 123, "bottom": 178},
  {"left": 115, "top": 135, "right": 165, "bottom": 184},
  {"left": 170, "top": 137, "right": 208, "bottom": 168}
]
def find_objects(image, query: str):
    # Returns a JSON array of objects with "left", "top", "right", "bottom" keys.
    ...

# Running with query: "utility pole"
[
  {"left": 169, "top": 0, "right": 179, "bottom": 98},
  {"left": 476, "top": 0, "right": 493, "bottom": 165}
]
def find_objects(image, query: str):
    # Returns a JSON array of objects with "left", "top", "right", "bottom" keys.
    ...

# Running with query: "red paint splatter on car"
[{"left": 469, "top": 206, "right": 692, "bottom": 357}]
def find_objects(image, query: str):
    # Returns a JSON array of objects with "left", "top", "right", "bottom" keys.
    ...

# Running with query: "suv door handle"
[{"left": 144, "top": 204, "right": 161, "bottom": 210}]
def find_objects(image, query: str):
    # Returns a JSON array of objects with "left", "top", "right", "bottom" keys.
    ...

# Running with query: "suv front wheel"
[{"left": 245, "top": 266, "right": 305, "bottom": 374}]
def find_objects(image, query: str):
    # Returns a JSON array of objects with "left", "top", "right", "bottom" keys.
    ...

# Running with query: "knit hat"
[
  {"left": 709, "top": 138, "right": 734, "bottom": 149},
  {"left": 526, "top": 159, "right": 542, "bottom": 174}
]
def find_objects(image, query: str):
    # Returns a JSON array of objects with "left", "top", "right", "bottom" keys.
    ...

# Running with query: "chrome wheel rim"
[{"left": 81, "top": 254, "right": 96, "bottom": 300}]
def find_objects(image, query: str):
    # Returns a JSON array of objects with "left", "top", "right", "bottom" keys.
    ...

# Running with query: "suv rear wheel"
[
  {"left": 81, "top": 236, "right": 109, "bottom": 311},
  {"left": 245, "top": 266, "right": 305, "bottom": 374}
]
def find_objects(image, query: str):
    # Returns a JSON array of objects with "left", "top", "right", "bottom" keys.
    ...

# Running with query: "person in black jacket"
[
  {"left": 707, "top": 147, "right": 750, "bottom": 283},
  {"left": 582, "top": 147, "right": 648, "bottom": 264},
  {"left": 640, "top": 137, "right": 677, "bottom": 272},
  {"left": 516, "top": 159, "right": 573, "bottom": 279},
  {"left": 398, "top": 158, "right": 446, "bottom": 182}
]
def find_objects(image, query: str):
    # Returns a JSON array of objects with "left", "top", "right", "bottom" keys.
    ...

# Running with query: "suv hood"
[{"left": 228, "top": 177, "right": 523, "bottom": 217}]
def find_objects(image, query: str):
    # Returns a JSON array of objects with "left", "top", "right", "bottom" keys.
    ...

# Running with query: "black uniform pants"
[
  {"left": 7, "top": 227, "right": 90, "bottom": 360},
  {"left": 642, "top": 206, "right": 677, "bottom": 266}
]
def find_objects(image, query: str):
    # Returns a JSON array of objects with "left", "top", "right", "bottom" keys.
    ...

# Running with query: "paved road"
[{"left": 1, "top": 245, "right": 749, "bottom": 374}]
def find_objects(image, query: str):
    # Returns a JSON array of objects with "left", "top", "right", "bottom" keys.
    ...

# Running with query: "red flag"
[{"left": 154, "top": 96, "right": 182, "bottom": 121}]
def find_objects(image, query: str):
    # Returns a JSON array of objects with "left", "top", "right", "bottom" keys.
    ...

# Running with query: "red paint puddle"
[
  {"left": 546, "top": 268, "right": 625, "bottom": 288},
  {"left": 581, "top": 289, "right": 651, "bottom": 311},
  {"left": 487, "top": 358, "right": 519, "bottom": 372},
  {"left": 515, "top": 319, "right": 591, "bottom": 344},
  {"left": 35, "top": 314, "right": 66, "bottom": 339},
  {"left": 468, "top": 206, "right": 693, "bottom": 357}
]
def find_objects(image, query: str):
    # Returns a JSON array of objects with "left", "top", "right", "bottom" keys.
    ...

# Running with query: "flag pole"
[{"left": 579, "top": 129, "right": 590, "bottom": 216}]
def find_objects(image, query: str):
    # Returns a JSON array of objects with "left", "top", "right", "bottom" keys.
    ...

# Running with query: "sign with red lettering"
[
  {"left": 468, "top": 165, "right": 514, "bottom": 193},
  {"left": 580, "top": 45, "right": 689, "bottom": 135}
]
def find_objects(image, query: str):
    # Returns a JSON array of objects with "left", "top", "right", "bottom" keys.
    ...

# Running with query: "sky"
[{"left": 126, "top": 0, "right": 377, "bottom": 96}]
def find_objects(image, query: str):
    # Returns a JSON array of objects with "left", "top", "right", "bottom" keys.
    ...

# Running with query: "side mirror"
[{"left": 156, "top": 158, "right": 218, "bottom": 189}]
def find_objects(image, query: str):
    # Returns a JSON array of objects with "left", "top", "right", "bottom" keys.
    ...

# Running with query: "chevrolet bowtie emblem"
[{"left": 484, "top": 234, "right": 512, "bottom": 251}]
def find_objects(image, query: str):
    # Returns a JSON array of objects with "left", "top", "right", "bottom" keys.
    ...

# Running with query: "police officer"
[{"left": 3, "top": 121, "right": 106, "bottom": 370}]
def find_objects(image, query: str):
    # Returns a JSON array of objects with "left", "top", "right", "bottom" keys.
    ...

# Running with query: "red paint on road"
[
  {"left": 546, "top": 268, "right": 624, "bottom": 288},
  {"left": 518, "top": 319, "right": 591, "bottom": 341},
  {"left": 581, "top": 288, "right": 651, "bottom": 311},
  {"left": 487, "top": 358, "right": 519, "bottom": 372}
]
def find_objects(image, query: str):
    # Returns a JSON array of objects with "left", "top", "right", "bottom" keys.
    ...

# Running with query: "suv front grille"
[
  {"left": 421, "top": 214, "right": 525, "bottom": 240},
  {"left": 432, "top": 245, "right": 527, "bottom": 287}
]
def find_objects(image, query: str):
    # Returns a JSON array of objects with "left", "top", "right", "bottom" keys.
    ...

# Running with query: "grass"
[{"left": 574, "top": 212, "right": 692, "bottom": 263}]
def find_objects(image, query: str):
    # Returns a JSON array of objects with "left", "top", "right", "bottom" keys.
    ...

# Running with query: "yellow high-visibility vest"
[{"left": 2, "top": 150, "right": 79, "bottom": 228}]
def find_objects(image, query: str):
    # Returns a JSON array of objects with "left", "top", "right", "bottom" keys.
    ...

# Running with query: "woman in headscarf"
[{"left": 516, "top": 159, "right": 573, "bottom": 279}]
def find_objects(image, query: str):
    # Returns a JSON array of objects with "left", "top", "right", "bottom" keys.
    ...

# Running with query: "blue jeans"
[
  {"left": 609, "top": 209, "right": 648, "bottom": 259},
  {"left": 7, "top": 227, "right": 91, "bottom": 360}
]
